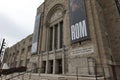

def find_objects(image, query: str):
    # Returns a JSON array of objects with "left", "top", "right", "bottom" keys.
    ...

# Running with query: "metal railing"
[
  {"left": 1, "top": 62, "right": 120, "bottom": 80},
  {"left": 0, "top": 67, "right": 41, "bottom": 80}
]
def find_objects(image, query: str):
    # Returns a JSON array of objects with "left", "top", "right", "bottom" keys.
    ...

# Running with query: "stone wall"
[{"left": 3, "top": 34, "right": 33, "bottom": 69}]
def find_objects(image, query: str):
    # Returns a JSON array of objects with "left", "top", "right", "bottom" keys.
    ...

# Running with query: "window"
[
  {"left": 48, "top": 21, "right": 64, "bottom": 51},
  {"left": 56, "top": 59, "right": 62, "bottom": 74},
  {"left": 27, "top": 45, "right": 31, "bottom": 53},
  {"left": 54, "top": 24, "right": 58, "bottom": 49},
  {"left": 115, "top": 0, "right": 120, "bottom": 14},
  {"left": 42, "top": 61, "right": 46, "bottom": 73},
  {"left": 60, "top": 21, "right": 63, "bottom": 48},
  {"left": 48, "top": 60, "right": 53, "bottom": 73},
  {"left": 17, "top": 51, "right": 19, "bottom": 54},
  {"left": 21, "top": 48, "right": 25, "bottom": 54},
  {"left": 49, "top": 27, "right": 53, "bottom": 51},
  {"left": 46, "top": 6, "right": 64, "bottom": 51}
]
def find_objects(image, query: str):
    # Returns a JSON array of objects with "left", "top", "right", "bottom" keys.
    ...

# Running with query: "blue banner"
[{"left": 31, "top": 14, "right": 41, "bottom": 54}]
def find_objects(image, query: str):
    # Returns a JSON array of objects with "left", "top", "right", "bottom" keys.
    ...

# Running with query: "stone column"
[
  {"left": 53, "top": 50, "right": 56, "bottom": 74},
  {"left": 45, "top": 60, "right": 48, "bottom": 74},
  {"left": 45, "top": 51, "right": 49, "bottom": 74},
  {"left": 62, "top": 47, "right": 65, "bottom": 74},
  {"left": 53, "top": 59, "right": 56, "bottom": 74},
  {"left": 58, "top": 23, "right": 60, "bottom": 49}
]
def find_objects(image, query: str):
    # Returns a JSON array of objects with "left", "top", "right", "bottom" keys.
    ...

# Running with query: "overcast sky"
[{"left": 0, "top": 0, "right": 44, "bottom": 47}]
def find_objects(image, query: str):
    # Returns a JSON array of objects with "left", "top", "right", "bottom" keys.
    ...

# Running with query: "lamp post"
[
  {"left": 0, "top": 39, "right": 5, "bottom": 60},
  {"left": 0, "top": 39, "right": 6, "bottom": 74},
  {"left": 0, "top": 39, "right": 5, "bottom": 56}
]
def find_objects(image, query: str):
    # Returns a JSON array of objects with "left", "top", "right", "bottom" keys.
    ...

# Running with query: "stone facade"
[
  {"left": 3, "top": 34, "right": 33, "bottom": 70},
  {"left": 3, "top": 0, "right": 120, "bottom": 80},
  {"left": 36, "top": 0, "right": 120, "bottom": 80}
]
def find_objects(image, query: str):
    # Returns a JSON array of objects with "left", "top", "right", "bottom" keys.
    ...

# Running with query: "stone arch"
[{"left": 46, "top": 4, "right": 65, "bottom": 25}]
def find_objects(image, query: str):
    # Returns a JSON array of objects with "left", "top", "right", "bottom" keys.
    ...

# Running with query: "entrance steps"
[{"left": 0, "top": 73, "right": 105, "bottom": 80}]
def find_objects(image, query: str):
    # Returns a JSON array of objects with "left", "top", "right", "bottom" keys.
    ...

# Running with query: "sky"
[{"left": 0, "top": 0, "right": 44, "bottom": 47}]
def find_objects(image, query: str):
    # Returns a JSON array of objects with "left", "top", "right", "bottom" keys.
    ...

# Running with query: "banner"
[
  {"left": 69, "top": 0, "right": 89, "bottom": 43},
  {"left": 31, "top": 14, "right": 41, "bottom": 54}
]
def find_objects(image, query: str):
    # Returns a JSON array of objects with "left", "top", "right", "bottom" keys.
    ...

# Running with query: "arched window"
[{"left": 46, "top": 4, "right": 65, "bottom": 51}]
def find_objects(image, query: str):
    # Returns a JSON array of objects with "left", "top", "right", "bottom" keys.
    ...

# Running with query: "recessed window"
[
  {"left": 47, "top": 8, "right": 64, "bottom": 51},
  {"left": 21, "top": 48, "right": 25, "bottom": 54},
  {"left": 49, "top": 27, "right": 53, "bottom": 51},
  {"left": 48, "top": 21, "right": 64, "bottom": 51},
  {"left": 60, "top": 21, "right": 63, "bottom": 48},
  {"left": 27, "top": 45, "right": 31, "bottom": 53},
  {"left": 42, "top": 61, "right": 46, "bottom": 73},
  {"left": 48, "top": 60, "right": 53, "bottom": 74},
  {"left": 56, "top": 59, "right": 62, "bottom": 74},
  {"left": 54, "top": 24, "right": 58, "bottom": 49}
]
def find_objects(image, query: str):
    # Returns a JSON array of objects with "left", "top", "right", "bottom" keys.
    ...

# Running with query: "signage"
[
  {"left": 31, "top": 14, "right": 41, "bottom": 54},
  {"left": 69, "top": 0, "right": 89, "bottom": 43},
  {"left": 71, "top": 45, "right": 94, "bottom": 55}
]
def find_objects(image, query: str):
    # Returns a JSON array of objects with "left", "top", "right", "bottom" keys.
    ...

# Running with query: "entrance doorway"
[{"left": 111, "top": 65, "right": 117, "bottom": 80}]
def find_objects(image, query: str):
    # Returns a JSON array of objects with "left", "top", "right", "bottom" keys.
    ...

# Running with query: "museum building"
[{"left": 3, "top": 0, "right": 120, "bottom": 80}]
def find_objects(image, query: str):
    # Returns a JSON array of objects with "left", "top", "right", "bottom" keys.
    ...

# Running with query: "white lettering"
[
  {"left": 79, "top": 20, "right": 87, "bottom": 38},
  {"left": 71, "top": 20, "right": 88, "bottom": 41},
  {"left": 75, "top": 23, "right": 80, "bottom": 39},
  {"left": 71, "top": 25, "right": 76, "bottom": 40}
]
